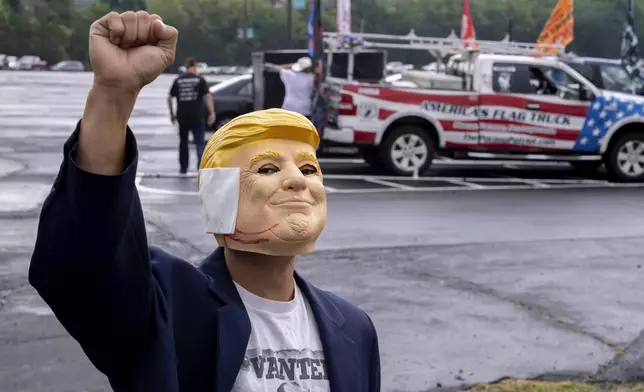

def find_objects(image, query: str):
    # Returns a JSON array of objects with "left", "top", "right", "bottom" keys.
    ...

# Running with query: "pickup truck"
[{"left": 323, "top": 53, "right": 644, "bottom": 182}]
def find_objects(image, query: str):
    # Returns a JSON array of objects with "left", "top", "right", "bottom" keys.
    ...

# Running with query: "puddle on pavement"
[
  {"left": 0, "top": 183, "right": 51, "bottom": 213},
  {"left": 3, "top": 288, "right": 53, "bottom": 316},
  {"left": 0, "top": 158, "right": 24, "bottom": 177}
]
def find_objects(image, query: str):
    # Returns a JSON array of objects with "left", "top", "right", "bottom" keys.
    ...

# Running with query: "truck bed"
[{"left": 326, "top": 70, "right": 467, "bottom": 91}]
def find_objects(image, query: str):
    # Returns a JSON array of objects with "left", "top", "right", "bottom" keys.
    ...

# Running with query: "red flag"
[{"left": 460, "top": 0, "right": 477, "bottom": 48}]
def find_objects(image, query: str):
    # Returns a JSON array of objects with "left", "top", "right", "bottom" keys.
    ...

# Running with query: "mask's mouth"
[{"left": 269, "top": 198, "right": 314, "bottom": 207}]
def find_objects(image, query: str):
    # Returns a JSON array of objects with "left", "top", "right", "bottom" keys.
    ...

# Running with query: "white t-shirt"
[
  {"left": 231, "top": 280, "right": 331, "bottom": 392},
  {"left": 280, "top": 69, "right": 315, "bottom": 116}
]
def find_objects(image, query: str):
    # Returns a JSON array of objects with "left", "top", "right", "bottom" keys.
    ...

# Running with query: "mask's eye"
[
  {"left": 300, "top": 165, "right": 319, "bottom": 176},
  {"left": 258, "top": 164, "right": 279, "bottom": 175}
]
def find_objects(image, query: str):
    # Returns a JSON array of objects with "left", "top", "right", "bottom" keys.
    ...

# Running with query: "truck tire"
[
  {"left": 358, "top": 146, "right": 384, "bottom": 169},
  {"left": 605, "top": 133, "right": 644, "bottom": 182},
  {"left": 380, "top": 125, "right": 435, "bottom": 176}
]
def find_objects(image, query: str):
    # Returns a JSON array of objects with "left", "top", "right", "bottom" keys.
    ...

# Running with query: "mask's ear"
[{"left": 198, "top": 168, "right": 240, "bottom": 235}]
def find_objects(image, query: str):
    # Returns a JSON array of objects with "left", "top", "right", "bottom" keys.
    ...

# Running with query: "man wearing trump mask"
[{"left": 28, "top": 10, "right": 380, "bottom": 392}]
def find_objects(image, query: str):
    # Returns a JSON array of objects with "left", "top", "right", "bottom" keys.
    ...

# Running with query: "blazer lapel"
[
  {"left": 296, "top": 274, "right": 361, "bottom": 392},
  {"left": 199, "top": 248, "right": 252, "bottom": 392}
]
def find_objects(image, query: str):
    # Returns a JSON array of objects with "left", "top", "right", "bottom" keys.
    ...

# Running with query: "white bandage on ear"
[{"left": 198, "top": 168, "right": 240, "bottom": 235}]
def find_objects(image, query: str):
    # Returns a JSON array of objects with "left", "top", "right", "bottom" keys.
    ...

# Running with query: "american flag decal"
[{"left": 575, "top": 95, "right": 644, "bottom": 151}]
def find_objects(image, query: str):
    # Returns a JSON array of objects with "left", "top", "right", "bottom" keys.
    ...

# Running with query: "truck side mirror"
[{"left": 579, "top": 85, "right": 595, "bottom": 101}]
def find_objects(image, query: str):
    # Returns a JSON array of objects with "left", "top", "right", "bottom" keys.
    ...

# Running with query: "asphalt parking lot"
[{"left": 2, "top": 71, "right": 644, "bottom": 392}]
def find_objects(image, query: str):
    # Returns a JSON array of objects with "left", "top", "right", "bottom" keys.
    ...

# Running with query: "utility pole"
[{"left": 287, "top": 0, "right": 293, "bottom": 47}]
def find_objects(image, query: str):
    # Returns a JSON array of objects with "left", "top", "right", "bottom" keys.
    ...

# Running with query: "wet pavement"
[{"left": 2, "top": 71, "right": 644, "bottom": 391}]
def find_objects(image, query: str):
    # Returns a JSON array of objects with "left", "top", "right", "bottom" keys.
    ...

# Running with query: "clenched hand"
[
  {"left": 78, "top": 11, "right": 178, "bottom": 175},
  {"left": 89, "top": 11, "right": 178, "bottom": 92}
]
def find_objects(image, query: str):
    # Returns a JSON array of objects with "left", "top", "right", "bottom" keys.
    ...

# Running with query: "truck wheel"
[
  {"left": 568, "top": 161, "right": 603, "bottom": 172},
  {"left": 605, "top": 133, "right": 644, "bottom": 182},
  {"left": 380, "top": 126, "right": 435, "bottom": 176},
  {"left": 358, "top": 146, "right": 384, "bottom": 169}
]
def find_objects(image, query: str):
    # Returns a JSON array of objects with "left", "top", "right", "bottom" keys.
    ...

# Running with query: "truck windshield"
[{"left": 599, "top": 64, "right": 638, "bottom": 93}]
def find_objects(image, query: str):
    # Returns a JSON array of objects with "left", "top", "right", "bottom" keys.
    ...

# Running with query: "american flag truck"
[{"left": 322, "top": 32, "right": 644, "bottom": 182}]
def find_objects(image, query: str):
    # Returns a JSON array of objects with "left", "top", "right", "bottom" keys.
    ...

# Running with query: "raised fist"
[{"left": 89, "top": 11, "right": 178, "bottom": 92}]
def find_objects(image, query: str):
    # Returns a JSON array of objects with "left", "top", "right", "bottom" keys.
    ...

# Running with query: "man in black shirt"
[{"left": 168, "top": 58, "right": 215, "bottom": 174}]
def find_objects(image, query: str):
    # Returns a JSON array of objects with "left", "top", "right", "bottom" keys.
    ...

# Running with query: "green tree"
[
  {"left": 3, "top": 0, "right": 644, "bottom": 71},
  {"left": 67, "top": 1, "right": 111, "bottom": 67}
]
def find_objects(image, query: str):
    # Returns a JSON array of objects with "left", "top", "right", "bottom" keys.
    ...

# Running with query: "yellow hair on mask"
[{"left": 200, "top": 109, "right": 320, "bottom": 170}]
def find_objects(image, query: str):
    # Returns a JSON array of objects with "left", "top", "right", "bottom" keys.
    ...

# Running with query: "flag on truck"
[
  {"left": 337, "top": 0, "right": 351, "bottom": 35},
  {"left": 308, "top": 0, "right": 324, "bottom": 81},
  {"left": 460, "top": 0, "right": 477, "bottom": 49},
  {"left": 308, "top": 0, "right": 328, "bottom": 132},
  {"left": 536, "top": 0, "right": 574, "bottom": 54},
  {"left": 621, "top": 0, "right": 642, "bottom": 83}
]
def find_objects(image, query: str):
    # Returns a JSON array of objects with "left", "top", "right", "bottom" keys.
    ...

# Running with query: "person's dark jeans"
[{"left": 178, "top": 120, "right": 205, "bottom": 173}]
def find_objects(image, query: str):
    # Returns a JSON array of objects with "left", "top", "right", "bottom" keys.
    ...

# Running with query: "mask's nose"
[{"left": 281, "top": 164, "right": 307, "bottom": 192}]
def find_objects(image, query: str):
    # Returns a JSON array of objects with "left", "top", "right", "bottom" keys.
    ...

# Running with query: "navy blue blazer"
[{"left": 28, "top": 124, "right": 381, "bottom": 392}]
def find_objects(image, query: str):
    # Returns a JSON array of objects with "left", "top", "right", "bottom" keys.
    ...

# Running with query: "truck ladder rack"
[{"left": 324, "top": 30, "right": 565, "bottom": 57}]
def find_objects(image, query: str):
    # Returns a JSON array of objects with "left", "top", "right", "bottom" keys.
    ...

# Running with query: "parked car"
[
  {"left": 51, "top": 61, "right": 85, "bottom": 72},
  {"left": 18, "top": 55, "right": 47, "bottom": 70},
  {"left": 4, "top": 56, "right": 19, "bottom": 70},
  {"left": 561, "top": 56, "right": 644, "bottom": 95},
  {"left": 207, "top": 73, "right": 254, "bottom": 131}
]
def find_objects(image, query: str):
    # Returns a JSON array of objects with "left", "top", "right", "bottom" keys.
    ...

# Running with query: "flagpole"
[
  {"left": 506, "top": 0, "right": 512, "bottom": 41},
  {"left": 287, "top": 0, "right": 293, "bottom": 47}
]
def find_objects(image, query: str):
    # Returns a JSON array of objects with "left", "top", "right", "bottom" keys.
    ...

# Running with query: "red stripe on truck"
[
  {"left": 379, "top": 109, "right": 396, "bottom": 120},
  {"left": 354, "top": 131, "right": 376, "bottom": 144},
  {"left": 480, "top": 95, "right": 590, "bottom": 117},
  {"left": 342, "top": 85, "right": 474, "bottom": 106}
]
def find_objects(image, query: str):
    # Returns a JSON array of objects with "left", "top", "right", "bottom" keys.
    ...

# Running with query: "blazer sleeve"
[
  {"left": 28, "top": 121, "right": 166, "bottom": 377},
  {"left": 368, "top": 315, "right": 381, "bottom": 392}
]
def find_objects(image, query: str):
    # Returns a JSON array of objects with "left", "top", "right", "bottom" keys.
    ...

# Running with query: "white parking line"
[
  {"left": 318, "top": 157, "right": 572, "bottom": 167},
  {"left": 517, "top": 179, "right": 551, "bottom": 188},
  {"left": 363, "top": 178, "right": 414, "bottom": 190},
  {"left": 134, "top": 171, "right": 644, "bottom": 197},
  {"left": 439, "top": 178, "right": 486, "bottom": 189},
  {"left": 135, "top": 173, "right": 198, "bottom": 196},
  {"left": 324, "top": 186, "right": 338, "bottom": 193},
  {"left": 324, "top": 182, "right": 644, "bottom": 193},
  {"left": 318, "top": 158, "right": 365, "bottom": 164},
  {"left": 142, "top": 172, "right": 199, "bottom": 179}
]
